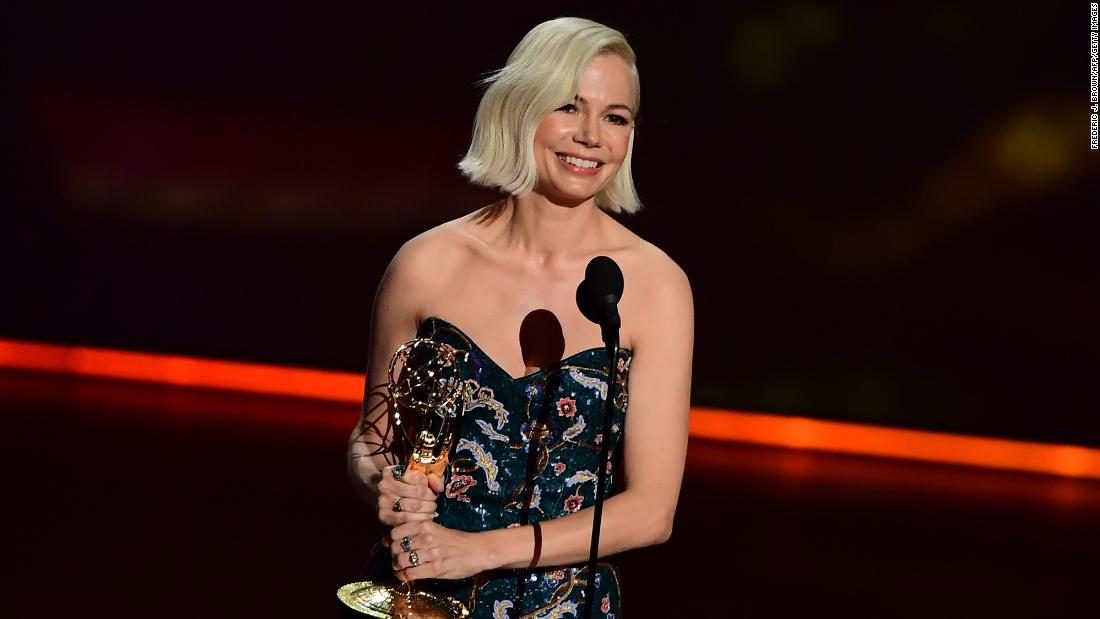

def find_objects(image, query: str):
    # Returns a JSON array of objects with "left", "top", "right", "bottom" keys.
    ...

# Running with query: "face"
[{"left": 532, "top": 53, "right": 636, "bottom": 206}]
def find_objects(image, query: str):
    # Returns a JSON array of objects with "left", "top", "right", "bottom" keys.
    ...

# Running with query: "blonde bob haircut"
[{"left": 457, "top": 17, "right": 642, "bottom": 214}]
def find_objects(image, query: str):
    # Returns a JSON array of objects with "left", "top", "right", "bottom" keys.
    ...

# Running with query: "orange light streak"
[
  {"left": 4, "top": 337, "right": 1100, "bottom": 481},
  {"left": 689, "top": 408, "right": 1100, "bottom": 480},
  {"left": 0, "top": 338, "right": 361, "bottom": 401}
]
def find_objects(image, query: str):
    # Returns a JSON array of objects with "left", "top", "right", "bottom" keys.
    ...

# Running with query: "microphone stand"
[{"left": 584, "top": 310, "right": 621, "bottom": 619}]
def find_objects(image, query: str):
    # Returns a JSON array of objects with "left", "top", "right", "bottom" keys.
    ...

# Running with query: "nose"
[{"left": 574, "top": 111, "right": 600, "bottom": 147}]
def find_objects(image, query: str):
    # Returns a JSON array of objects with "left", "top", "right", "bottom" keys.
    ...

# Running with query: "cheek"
[
  {"left": 608, "top": 132, "right": 633, "bottom": 165},
  {"left": 534, "top": 117, "right": 569, "bottom": 145}
]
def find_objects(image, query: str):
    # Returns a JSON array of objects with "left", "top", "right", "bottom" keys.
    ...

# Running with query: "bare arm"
[
  {"left": 390, "top": 257, "right": 694, "bottom": 578},
  {"left": 346, "top": 238, "right": 436, "bottom": 504}
]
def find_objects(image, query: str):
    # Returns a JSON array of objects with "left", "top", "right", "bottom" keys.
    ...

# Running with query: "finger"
[
  {"left": 381, "top": 470, "right": 437, "bottom": 501},
  {"left": 392, "top": 547, "right": 438, "bottom": 571},
  {"left": 377, "top": 465, "right": 411, "bottom": 495},
  {"left": 426, "top": 472, "right": 445, "bottom": 494},
  {"left": 401, "top": 469, "right": 430, "bottom": 488},
  {"left": 389, "top": 534, "right": 415, "bottom": 557},
  {"left": 377, "top": 482, "right": 432, "bottom": 504},
  {"left": 378, "top": 496, "right": 434, "bottom": 525},
  {"left": 377, "top": 493, "right": 424, "bottom": 515},
  {"left": 384, "top": 464, "right": 406, "bottom": 482},
  {"left": 380, "top": 510, "right": 434, "bottom": 527},
  {"left": 389, "top": 520, "right": 423, "bottom": 542},
  {"left": 391, "top": 481, "right": 439, "bottom": 502},
  {"left": 376, "top": 477, "right": 399, "bottom": 497},
  {"left": 377, "top": 495, "right": 403, "bottom": 522},
  {"left": 397, "top": 563, "right": 434, "bottom": 582},
  {"left": 391, "top": 496, "right": 437, "bottom": 515},
  {"left": 392, "top": 550, "right": 414, "bottom": 570}
]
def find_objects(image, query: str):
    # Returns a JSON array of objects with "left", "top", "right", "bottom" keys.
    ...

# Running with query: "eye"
[
  {"left": 556, "top": 103, "right": 578, "bottom": 113},
  {"left": 608, "top": 114, "right": 629, "bottom": 126}
]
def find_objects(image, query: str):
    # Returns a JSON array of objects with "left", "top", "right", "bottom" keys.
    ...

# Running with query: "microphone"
[
  {"left": 576, "top": 256, "right": 623, "bottom": 345},
  {"left": 575, "top": 255, "right": 624, "bottom": 619}
]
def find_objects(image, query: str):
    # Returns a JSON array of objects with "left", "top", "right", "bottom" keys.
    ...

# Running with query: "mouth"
[{"left": 555, "top": 152, "right": 604, "bottom": 176}]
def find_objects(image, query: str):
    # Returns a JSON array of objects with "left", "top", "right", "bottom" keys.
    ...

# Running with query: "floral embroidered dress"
[{"left": 361, "top": 316, "right": 631, "bottom": 619}]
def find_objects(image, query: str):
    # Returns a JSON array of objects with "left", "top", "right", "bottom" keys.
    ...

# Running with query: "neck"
[{"left": 493, "top": 193, "right": 604, "bottom": 262}]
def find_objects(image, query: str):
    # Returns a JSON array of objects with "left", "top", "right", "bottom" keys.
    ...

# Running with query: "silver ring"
[
  {"left": 392, "top": 498, "right": 402, "bottom": 512},
  {"left": 392, "top": 464, "right": 406, "bottom": 481},
  {"left": 401, "top": 536, "right": 413, "bottom": 552},
  {"left": 409, "top": 550, "right": 420, "bottom": 567}
]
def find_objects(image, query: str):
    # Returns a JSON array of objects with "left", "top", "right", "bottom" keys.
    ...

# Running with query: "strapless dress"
[{"left": 359, "top": 316, "right": 632, "bottom": 618}]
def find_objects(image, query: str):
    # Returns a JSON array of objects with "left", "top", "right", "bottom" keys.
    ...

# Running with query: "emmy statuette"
[{"left": 338, "top": 339, "right": 471, "bottom": 619}]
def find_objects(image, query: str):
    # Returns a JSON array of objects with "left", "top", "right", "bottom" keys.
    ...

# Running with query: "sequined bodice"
[{"left": 418, "top": 316, "right": 632, "bottom": 531}]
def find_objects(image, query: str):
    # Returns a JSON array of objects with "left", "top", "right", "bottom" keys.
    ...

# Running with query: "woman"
[{"left": 347, "top": 17, "right": 693, "bottom": 618}]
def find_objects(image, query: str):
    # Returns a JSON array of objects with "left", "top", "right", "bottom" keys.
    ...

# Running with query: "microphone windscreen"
[{"left": 584, "top": 256, "right": 624, "bottom": 302}]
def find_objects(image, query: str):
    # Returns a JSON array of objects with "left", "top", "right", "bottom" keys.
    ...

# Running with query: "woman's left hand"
[{"left": 385, "top": 520, "right": 487, "bottom": 581}]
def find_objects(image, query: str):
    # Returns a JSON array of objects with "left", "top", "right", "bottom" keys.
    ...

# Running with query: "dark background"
[
  {"left": 4, "top": 3, "right": 1097, "bottom": 444},
  {"left": 5, "top": 4, "right": 1100, "bottom": 618}
]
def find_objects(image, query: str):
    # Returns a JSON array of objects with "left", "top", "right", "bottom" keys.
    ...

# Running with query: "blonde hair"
[{"left": 457, "top": 17, "right": 642, "bottom": 214}]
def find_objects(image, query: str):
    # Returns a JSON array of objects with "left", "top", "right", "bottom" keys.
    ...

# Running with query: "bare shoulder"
[
  {"left": 625, "top": 233, "right": 692, "bottom": 307},
  {"left": 598, "top": 212, "right": 688, "bottom": 286},
  {"left": 620, "top": 232, "right": 693, "bottom": 349},
  {"left": 377, "top": 215, "right": 477, "bottom": 325},
  {"left": 636, "top": 238, "right": 690, "bottom": 288},
  {"left": 387, "top": 216, "right": 474, "bottom": 284}
]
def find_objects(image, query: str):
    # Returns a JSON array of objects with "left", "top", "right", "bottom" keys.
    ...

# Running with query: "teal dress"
[{"left": 361, "top": 316, "right": 632, "bottom": 618}]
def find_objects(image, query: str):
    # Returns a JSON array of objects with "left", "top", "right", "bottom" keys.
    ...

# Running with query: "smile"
[{"left": 556, "top": 153, "right": 604, "bottom": 176}]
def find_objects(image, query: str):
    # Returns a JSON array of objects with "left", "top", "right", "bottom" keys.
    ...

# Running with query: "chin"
[
  {"left": 555, "top": 177, "right": 608, "bottom": 199},
  {"left": 534, "top": 176, "right": 592, "bottom": 204}
]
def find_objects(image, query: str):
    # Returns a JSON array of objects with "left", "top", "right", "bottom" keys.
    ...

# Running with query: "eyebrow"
[{"left": 574, "top": 95, "right": 635, "bottom": 117}]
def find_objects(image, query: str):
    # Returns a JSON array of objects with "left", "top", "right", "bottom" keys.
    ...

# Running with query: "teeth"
[{"left": 558, "top": 155, "right": 600, "bottom": 169}]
